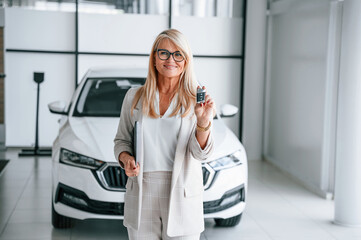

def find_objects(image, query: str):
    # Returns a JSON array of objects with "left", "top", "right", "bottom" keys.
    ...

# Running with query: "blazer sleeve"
[
  {"left": 113, "top": 89, "right": 135, "bottom": 165},
  {"left": 188, "top": 121, "right": 215, "bottom": 161}
]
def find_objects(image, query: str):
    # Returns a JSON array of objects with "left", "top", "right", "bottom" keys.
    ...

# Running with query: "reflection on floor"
[{"left": 0, "top": 148, "right": 358, "bottom": 240}]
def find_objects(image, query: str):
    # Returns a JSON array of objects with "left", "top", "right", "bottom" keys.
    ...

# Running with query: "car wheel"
[
  {"left": 215, "top": 214, "right": 242, "bottom": 227},
  {"left": 52, "top": 202, "right": 74, "bottom": 228}
]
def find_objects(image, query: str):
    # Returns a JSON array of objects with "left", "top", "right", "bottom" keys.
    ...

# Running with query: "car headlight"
[
  {"left": 208, "top": 150, "right": 242, "bottom": 171},
  {"left": 60, "top": 148, "right": 105, "bottom": 170}
]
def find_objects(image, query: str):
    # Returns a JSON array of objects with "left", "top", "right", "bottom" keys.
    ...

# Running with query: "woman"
[{"left": 114, "top": 29, "right": 215, "bottom": 240}]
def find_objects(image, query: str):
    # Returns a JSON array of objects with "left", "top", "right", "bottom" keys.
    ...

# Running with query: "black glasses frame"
[{"left": 156, "top": 49, "right": 185, "bottom": 62}]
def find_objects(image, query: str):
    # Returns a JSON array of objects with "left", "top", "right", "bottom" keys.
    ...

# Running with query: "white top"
[{"left": 143, "top": 90, "right": 181, "bottom": 172}]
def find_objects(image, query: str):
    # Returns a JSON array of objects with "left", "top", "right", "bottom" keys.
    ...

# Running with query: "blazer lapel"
[{"left": 170, "top": 113, "right": 195, "bottom": 192}]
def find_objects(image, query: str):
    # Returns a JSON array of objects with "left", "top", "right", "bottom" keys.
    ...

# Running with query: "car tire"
[
  {"left": 214, "top": 214, "right": 242, "bottom": 227},
  {"left": 52, "top": 202, "right": 74, "bottom": 228}
]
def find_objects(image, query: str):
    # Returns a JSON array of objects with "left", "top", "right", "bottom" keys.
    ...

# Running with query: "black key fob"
[{"left": 197, "top": 88, "right": 206, "bottom": 103}]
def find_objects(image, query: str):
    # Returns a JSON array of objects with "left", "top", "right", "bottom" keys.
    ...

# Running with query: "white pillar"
[
  {"left": 334, "top": 0, "right": 361, "bottom": 227},
  {"left": 243, "top": 0, "right": 267, "bottom": 160}
]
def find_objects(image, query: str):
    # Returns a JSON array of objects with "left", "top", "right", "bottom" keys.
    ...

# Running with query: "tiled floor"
[{"left": 0, "top": 148, "right": 359, "bottom": 240}]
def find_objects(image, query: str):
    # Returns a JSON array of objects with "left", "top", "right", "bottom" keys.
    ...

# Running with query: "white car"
[{"left": 49, "top": 68, "right": 248, "bottom": 229}]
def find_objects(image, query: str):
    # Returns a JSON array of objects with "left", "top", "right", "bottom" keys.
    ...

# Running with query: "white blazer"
[{"left": 114, "top": 87, "right": 214, "bottom": 237}]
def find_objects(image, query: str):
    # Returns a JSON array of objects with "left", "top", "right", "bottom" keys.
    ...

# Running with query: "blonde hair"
[{"left": 131, "top": 29, "right": 197, "bottom": 118}]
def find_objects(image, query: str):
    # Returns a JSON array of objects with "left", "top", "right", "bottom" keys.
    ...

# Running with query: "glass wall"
[
  {"left": 2, "top": 0, "right": 76, "bottom": 12},
  {"left": 1, "top": 0, "right": 245, "bottom": 17},
  {"left": 1, "top": 0, "right": 170, "bottom": 14},
  {"left": 79, "top": 0, "right": 169, "bottom": 15},
  {"left": 172, "top": 0, "right": 244, "bottom": 18}
]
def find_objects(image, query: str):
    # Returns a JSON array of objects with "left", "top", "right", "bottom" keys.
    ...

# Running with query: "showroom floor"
[{"left": 0, "top": 148, "right": 358, "bottom": 240}]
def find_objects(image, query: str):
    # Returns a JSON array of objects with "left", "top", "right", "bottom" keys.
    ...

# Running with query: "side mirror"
[
  {"left": 48, "top": 101, "right": 68, "bottom": 115},
  {"left": 220, "top": 104, "right": 238, "bottom": 118}
]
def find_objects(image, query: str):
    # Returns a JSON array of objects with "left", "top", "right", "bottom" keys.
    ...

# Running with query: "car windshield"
[{"left": 73, "top": 77, "right": 145, "bottom": 117}]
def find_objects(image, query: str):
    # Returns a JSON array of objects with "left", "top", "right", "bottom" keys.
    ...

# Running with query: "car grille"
[
  {"left": 103, "top": 166, "right": 128, "bottom": 188},
  {"left": 95, "top": 164, "right": 214, "bottom": 191}
]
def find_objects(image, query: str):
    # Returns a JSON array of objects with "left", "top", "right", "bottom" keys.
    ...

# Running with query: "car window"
[{"left": 73, "top": 78, "right": 145, "bottom": 117}]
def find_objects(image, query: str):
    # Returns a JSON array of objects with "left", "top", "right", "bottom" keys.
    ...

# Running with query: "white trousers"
[{"left": 127, "top": 171, "right": 200, "bottom": 240}]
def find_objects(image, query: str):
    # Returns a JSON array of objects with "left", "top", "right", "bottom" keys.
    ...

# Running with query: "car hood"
[
  {"left": 62, "top": 117, "right": 243, "bottom": 163},
  {"left": 62, "top": 117, "right": 120, "bottom": 162},
  {"left": 210, "top": 119, "right": 243, "bottom": 161}
]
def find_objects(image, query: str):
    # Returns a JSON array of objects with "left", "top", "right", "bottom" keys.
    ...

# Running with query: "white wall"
[
  {"left": 78, "top": 13, "right": 167, "bottom": 54},
  {"left": 194, "top": 57, "right": 241, "bottom": 136},
  {"left": 263, "top": 0, "right": 335, "bottom": 197},
  {"left": 173, "top": 16, "right": 243, "bottom": 56},
  {"left": 4, "top": 8, "right": 244, "bottom": 146},
  {"left": 5, "top": 9, "right": 75, "bottom": 147},
  {"left": 5, "top": 53, "right": 75, "bottom": 146},
  {"left": 5, "top": 8, "right": 75, "bottom": 51}
]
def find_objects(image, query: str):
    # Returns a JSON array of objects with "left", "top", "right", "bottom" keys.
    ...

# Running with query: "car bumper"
[
  {"left": 203, "top": 163, "right": 247, "bottom": 219},
  {"left": 53, "top": 162, "right": 126, "bottom": 220},
  {"left": 53, "top": 161, "right": 247, "bottom": 220}
]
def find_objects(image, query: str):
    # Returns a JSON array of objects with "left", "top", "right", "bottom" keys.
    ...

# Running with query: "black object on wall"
[
  {"left": 239, "top": 0, "right": 248, "bottom": 142},
  {"left": 75, "top": 0, "right": 79, "bottom": 88},
  {"left": 19, "top": 72, "right": 52, "bottom": 157},
  {"left": 168, "top": 0, "right": 172, "bottom": 29}
]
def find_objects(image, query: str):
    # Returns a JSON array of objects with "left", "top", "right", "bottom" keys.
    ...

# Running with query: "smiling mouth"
[{"left": 164, "top": 65, "right": 177, "bottom": 69}]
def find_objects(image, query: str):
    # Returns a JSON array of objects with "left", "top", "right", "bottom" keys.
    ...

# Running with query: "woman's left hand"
[{"left": 194, "top": 86, "right": 215, "bottom": 127}]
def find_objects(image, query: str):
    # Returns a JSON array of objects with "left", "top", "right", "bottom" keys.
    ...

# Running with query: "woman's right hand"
[{"left": 119, "top": 152, "right": 140, "bottom": 177}]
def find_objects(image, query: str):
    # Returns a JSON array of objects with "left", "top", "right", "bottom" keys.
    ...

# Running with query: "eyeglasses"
[{"left": 156, "top": 49, "right": 185, "bottom": 62}]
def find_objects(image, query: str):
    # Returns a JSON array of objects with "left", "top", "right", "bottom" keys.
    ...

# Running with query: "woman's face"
[{"left": 154, "top": 39, "right": 185, "bottom": 79}]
